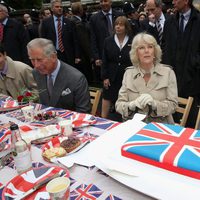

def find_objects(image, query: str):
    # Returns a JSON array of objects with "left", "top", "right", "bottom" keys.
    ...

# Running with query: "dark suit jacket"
[
  {"left": 101, "top": 35, "right": 132, "bottom": 82},
  {"left": 89, "top": 9, "right": 123, "bottom": 60},
  {"left": 32, "top": 61, "right": 91, "bottom": 113},
  {"left": 139, "top": 13, "right": 169, "bottom": 45},
  {"left": 2, "top": 18, "right": 30, "bottom": 64},
  {"left": 40, "top": 16, "right": 80, "bottom": 66}
]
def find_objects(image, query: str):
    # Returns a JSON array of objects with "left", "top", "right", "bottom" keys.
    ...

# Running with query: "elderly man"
[
  {"left": 0, "top": 44, "right": 37, "bottom": 100},
  {"left": 27, "top": 38, "right": 91, "bottom": 113},
  {"left": 162, "top": 0, "right": 200, "bottom": 128}
]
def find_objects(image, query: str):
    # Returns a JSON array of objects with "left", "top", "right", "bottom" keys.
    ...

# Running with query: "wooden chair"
[
  {"left": 175, "top": 96, "right": 193, "bottom": 126},
  {"left": 195, "top": 107, "right": 200, "bottom": 130},
  {"left": 89, "top": 87, "right": 102, "bottom": 116}
]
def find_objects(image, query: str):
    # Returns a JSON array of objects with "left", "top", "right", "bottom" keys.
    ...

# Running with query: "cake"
[
  {"left": 60, "top": 137, "right": 81, "bottom": 153},
  {"left": 121, "top": 122, "right": 200, "bottom": 179}
]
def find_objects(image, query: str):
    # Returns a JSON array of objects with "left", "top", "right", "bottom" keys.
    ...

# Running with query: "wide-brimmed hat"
[{"left": 123, "top": 2, "right": 136, "bottom": 15}]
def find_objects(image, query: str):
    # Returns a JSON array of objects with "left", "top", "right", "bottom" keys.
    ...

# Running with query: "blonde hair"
[{"left": 129, "top": 32, "right": 162, "bottom": 66}]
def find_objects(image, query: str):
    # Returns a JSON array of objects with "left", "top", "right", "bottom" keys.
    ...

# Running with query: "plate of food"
[
  {"left": 2, "top": 165, "right": 69, "bottom": 200},
  {"left": 33, "top": 110, "right": 58, "bottom": 126},
  {"left": 42, "top": 136, "right": 88, "bottom": 162},
  {"left": 71, "top": 113, "right": 97, "bottom": 128}
]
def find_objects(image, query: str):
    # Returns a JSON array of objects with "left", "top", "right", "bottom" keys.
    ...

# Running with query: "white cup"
[
  {"left": 58, "top": 119, "right": 73, "bottom": 136},
  {"left": 46, "top": 177, "right": 70, "bottom": 200},
  {"left": 21, "top": 105, "right": 34, "bottom": 122}
]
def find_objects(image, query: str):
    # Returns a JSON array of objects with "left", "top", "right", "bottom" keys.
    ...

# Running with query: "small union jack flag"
[
  {"left": 105, "top": 195, "right": 122, "bottom": 200},
  {"left": 70, "top": 184, "right": 103, "bottom": 200},
  {"left": 122, "top": 122, "right": 200, "bottom": 179},
  {"left": 93, "top": 117, "right": 120, "bottom": 130}
]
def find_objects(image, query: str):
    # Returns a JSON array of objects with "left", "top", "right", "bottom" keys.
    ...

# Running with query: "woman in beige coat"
[{"left": 115, "top": 33, "right": 178, "bottom": 123}]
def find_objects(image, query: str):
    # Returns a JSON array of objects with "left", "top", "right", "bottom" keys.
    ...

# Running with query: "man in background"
[
  {"left": 40, "top": 0, "right": 80, "bottom": 66},
  {"left": 89, "top": 0, "right": 122, "bottom": 83},
  {"left": 0, "top": 2, "right": 30, "bottom": 64},
  {"left": 162, "top": 0, "right": 200, "bottom": 128}
]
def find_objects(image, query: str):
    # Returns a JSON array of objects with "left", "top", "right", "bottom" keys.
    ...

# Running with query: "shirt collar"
[
  {"left": 50, "top": 59, "right": 61, "bottom": 80},
  {"left": 180, "top": 9, "right": 191, "bottom": 21},
  {"left": 1, "top": 18, "right": 8, "bottom": 25},
  {"left": 102, "top": 9, "right": 112, "bottom": 16},
  {"left": 53, "top": 15, "right": 63, "bottom": 22},
  {"left": 0, "top": 62, "right": 8, "bottom": 75}
]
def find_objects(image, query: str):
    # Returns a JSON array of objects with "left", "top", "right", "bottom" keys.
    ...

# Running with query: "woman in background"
[
  {"left": 116, "top": 33, "right": 178, "bottom": 123},
  {"left": 101, "top": 16, "right": 133, "bottom": 119}
]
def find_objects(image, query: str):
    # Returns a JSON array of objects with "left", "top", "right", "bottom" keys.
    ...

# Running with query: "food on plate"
[
  {"left": 60, "top": 137, "right": 81, "bottom": 153},
  {"left": 34, "top": 111, "right": 56, "bottom": 121},
  {"left": 42, "top": 147, "right": 66, "bottom": 160}
]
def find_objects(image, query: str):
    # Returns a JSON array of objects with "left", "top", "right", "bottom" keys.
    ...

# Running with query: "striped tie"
[
  {"left": 57, "top": 18, "right": 64, "bottom": 52},
  {"left": 157, "top": 20, "right": 162, "bottom": 45},
  {"left": 0, "top": 23, "right": 4, "bottom": 42}
]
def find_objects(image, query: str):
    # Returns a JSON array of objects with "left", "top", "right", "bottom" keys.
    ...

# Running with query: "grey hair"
[
  {"left": 0, "top": 4, "right": 8, "bottom": 13},
  {"left": 129, "top": 32, "right": 162, "bottom": 66},
  {"left": 51, "top": 0, "right": 62, "bottom": 9},
  {"left": 27, "top": 38, "right": 56, "bottom": 57}
]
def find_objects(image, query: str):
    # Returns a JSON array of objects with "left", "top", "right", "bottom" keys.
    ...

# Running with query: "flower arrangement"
[{"left": 17, "top": 88, "right": 39, "bottom": 104}]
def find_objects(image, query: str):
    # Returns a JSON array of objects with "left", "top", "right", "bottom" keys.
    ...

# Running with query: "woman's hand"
[
  {"left": 103, "top": 79, "right": 110, "bottom": 89},
  {"left": 139, "top": 94, "right": 157, "bottom": 110}
]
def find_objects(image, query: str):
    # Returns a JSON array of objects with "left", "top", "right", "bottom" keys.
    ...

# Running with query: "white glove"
[
  {"left": 128, "top": 98, "right": 143, "bottom": 111},
  {"left": 139, "top": 94, "right": 157, "bottom": 110}
]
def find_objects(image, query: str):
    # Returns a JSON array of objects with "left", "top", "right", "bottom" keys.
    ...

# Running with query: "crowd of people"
[{"left": 0, "top": 0, "right": 199, "bottom": 128}]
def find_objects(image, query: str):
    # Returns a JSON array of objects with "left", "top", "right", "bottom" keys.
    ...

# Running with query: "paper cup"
[
  {"left": 21, "top": 105, "right": 34, "bottom": 122},
  {"left": 58, "top": 120, "right": 73, "bottom": 136},
  {"left": 46, "top": 177, "right": 70, "bottom": 200}
]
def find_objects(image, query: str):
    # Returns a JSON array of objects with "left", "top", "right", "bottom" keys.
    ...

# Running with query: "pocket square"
[{"left": 61, "top": 88, "right": 71, "bottom": 96}]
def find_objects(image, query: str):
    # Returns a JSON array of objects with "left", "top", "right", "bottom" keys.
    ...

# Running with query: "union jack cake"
[{"left": 121, "top": 122, "right": 200, "bottom": 179}]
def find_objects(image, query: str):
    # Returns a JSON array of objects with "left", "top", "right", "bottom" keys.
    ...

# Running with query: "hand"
[
  {"left": 138, "top": 94, "right": 157, "bottom": 110},
  {"left": 103, "top": 79, "right": 110, "bottom": 89},
  {"left": 128, "top": 98, "right": 143, "bottom": 111},
  {"left": 95, "top": 59, "right": 102, "bottom": 66},
  {"left": 148, "top": 14, "right": 156, "bottom": 24},
  {"left": 75, "top": 58, "right": 81, "bottom": 64}
]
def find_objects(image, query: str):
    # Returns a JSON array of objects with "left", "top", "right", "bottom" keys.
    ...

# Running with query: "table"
[{"left": 0, "top": 104, "right": 155, "bottom": 200}]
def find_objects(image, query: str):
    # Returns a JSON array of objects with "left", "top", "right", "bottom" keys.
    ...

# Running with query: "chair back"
[
  {"left": 176, "top": 96, "right": 193, "bottom": 126},
  {"left": 89, "top": 87, "right": 102, "bottom": 116},
  {"left": 195, "top": 107, "right": 200, "bottom": 129}
]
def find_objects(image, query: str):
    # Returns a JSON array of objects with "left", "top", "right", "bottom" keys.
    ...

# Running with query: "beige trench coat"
[
  {"left": 115, "top": 63, "right": 178, "bottom": 124},
  {"left": 0, "top": 56, "right": 38, "bottom": 100}
]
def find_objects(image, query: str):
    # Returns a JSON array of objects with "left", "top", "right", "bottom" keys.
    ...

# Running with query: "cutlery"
[{"left": 15, "top": 172, "right": 61, "bottom": 200}]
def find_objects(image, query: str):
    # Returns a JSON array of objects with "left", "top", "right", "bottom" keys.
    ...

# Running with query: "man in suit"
[
  {"left": 27, "top": 38, "right": 91, "bottom": 113},
  {"left": 70, "top": 2, "right": 93, "bottom": 84},
  {"left": 0, "top": 44, "right": 37, "bottom": 100},
  {"left": 89, "top": 0, "right": 122, "bottom": 83},
  {"left": 140, "top": 0, "right": 167, "bottom": 45},
  {"left": 162, "top": 0, "right": 200, "bottom": 128},
  {"left": 0, "top": 2, "right": 30, "bottom": 64},
  {"left": 40, "top": 0, "right": 80, "bottom": 66}
]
